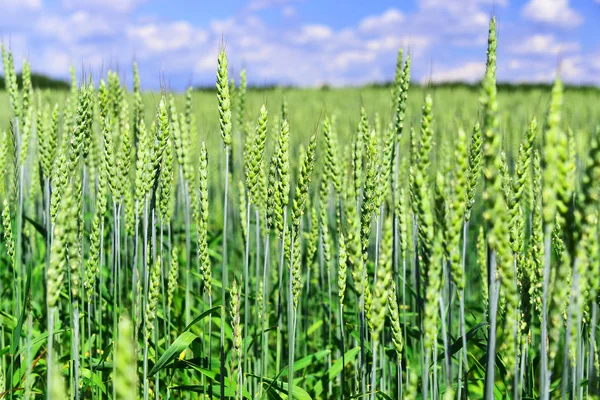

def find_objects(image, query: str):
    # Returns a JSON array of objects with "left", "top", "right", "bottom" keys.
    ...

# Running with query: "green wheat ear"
[
  {"left": 247, "top": 105, "right": 268, "bottom": 207},
  {"left": 388, "top": 279, "right": 403, "bottom": 361},
  {"left": 542, "top": 77, "right": 566, "bottom": 226},
  {"left": 369, "top": 217, "right": 392, "bottom": 343},
  {"left": 2, "top": 199, "right": 15, "bottom": 271},
  {"left": 237, "top": 69, "right": 247, "bottom": 129},
  {"left": 274, "top": 119, "right": 290, "bottom": 238},
  {"left": 291, "top": 133, "right": 318, "bottom": 307},
  {"left": 168, "top": 246, "right": 180, "bottom": 311},
  {"left": 464, "top": 122, "right": 482, "bottom": 223},
  {"left": 239, "top": 180, "right": 248, "bottom": 242},
  {"left": 197, "top": 141, "right": 211, "bottom": 297},
  {"left": 47, "top": 180, "right": 79, "bottom": 309},
  {"left": 217, "top": 49, "right": 232, "bottom": 147},
  {"left": 145, "top": 255, "right": 161, "bottom": 344},
  {"left": 323, "top": 116, "right": 342, "bottom": 194},
  {"left": 448, "top": 127, "right": 469, "bottom": 289}
]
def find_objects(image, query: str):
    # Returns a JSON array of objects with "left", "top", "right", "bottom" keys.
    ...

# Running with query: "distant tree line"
[
  {"left": 365, "top": 80, "right": 600, "bottom": 92},
  {"left": 195, "top": 80, "right": 599, "bottom": 92},
  {"left": 0, "top": 73, "right": 69, "bottom": 90},
  {"left": 2, "top": 72, "right": 597, "bottom": 93}
]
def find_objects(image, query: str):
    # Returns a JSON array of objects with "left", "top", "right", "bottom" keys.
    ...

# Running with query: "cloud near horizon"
[{"left": 1, "top": 0, "right": 598, "bottom": 89}]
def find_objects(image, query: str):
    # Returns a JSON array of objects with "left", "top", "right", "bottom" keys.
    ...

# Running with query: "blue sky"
[{"left": 1, "top": 0, "right": 599, "bottom": 89}]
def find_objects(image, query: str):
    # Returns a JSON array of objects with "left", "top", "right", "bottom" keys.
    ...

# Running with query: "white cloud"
[
  {"left": 282, "top": 6, "right": 295, "bottom": 17},
  {"left": 358, "top": 9, "right": 404, "bottom": 33},
  {"left": 3, "top": 0, "right": 595, "bottom": 88},
  {"left": 247, "top": 0, "right": 297, "bottom": 11},
  {"left": 505, "top": 56, "right": 598, "bottom": 85},
  {"left": 365, "top": 35, "right": 432, "bottom": 57},
  {"left": 430, "top": 62, "right": 485, "bottom": 83},
  {"left": 522, "top": 0, "right": 583, "bottom": 28},
  {"left": 62, "top": 0, "right": 146, "bottom": 13},
  {"left": 127, "top": 21, "right": 208, "bottom": 57},
  {"left": 507, "top": 58, "right": 548, "bottom": 71},
  {"left": 36, "top": 11, "right": 115, "bottom": 43},
  {"left": 559, "top": 56, "right": 585, "bottom": 81},
  {"left": 420, "top": 0, "right": 507, "bottom": 9},
  {"left": 332, "top": 50, "right": 376, "bottom": 70},
  {"left": 291, "top": 24, "right": 333, "bottom": 44},
  {"left": 1, "top": 0, "right": 41, "bottom": 10},
  {"left": 592, "top": 54, "right": 600, "bottom": 71},
  {"left": 510, "top": 35, "right": 580, "bottom": 56}
]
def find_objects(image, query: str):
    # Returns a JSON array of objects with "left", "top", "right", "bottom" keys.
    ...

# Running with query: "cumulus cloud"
[
  {"left": 291, "top": 25, "right": 333, "bottom": 44},
  {"left": 2, "top": 0, "right": 595, "bottom": 88},
  {"left": 247, "top": 0, "right": 298, "bottom": 11},
  {"left": 35, "top": 11, "right": 116, "bottom": 43},
  {"left": 509, "top": 35, "right": 579, "bottom": 56},
  {"left": 522, "top": 0, "right": 583, "bottom": 28},
  {"left": 358, "top": 9, "right": 404, "bottom": 34},
  {"left": 127, "top": 22, "right": 208, "bottom": 57},
  {"left": 430, "top": 62, "right": 485, "bottom": 83},
  {"left": 2, "top": 0, "right": 41, "bottom": 10},
  {"left": 282, "top": 6, "right": 296, "bottom": 17},
  {"left": 62, "top": 0, "right": 147, "bottom": 13}
]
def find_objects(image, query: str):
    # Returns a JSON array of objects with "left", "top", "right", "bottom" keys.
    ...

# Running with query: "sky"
[{"left": 1, "top": 0, "right": 599, "bottom": 89}]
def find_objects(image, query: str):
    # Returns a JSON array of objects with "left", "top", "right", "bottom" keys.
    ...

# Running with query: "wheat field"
[{"left": 1, "top": 17, "right": 600, "bottom": 399}]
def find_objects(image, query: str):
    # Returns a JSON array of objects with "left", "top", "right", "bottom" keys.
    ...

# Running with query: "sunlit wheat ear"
[
  {"left": 274, "top": 119, "right": 290, "bottom": 238},
  {"left": 134, "top": 118, "right": 149, "bottom": 203},
  {"left": 448, "top": 127, "right": 468, "bottom": 289},
  {"left": 158, "top": 137, "right": 175, "bottom": 222},
  {"left": 392, "top": 48, "right": 404, "bottom": 107},
  {"left": 2, "top": 46, "right": 20, "bottom": 119},
  {"left": 217, "top": 49, "right": 232, "bottom": 148},
  {"left": 147, "top": 99, "right": 170, "bottom": 194},
  {"left": 369, "top": 217, "right": 392, "bottom": 342},
  {"left": 168, "top": 246, "right": 180, "bottom": 311},
  {"left": 353, "top": 107, "right": 368, "bottom": 198},
  {"left": 69, "top": 81, "right": 92, "bottom": 168},
  {"left": 542, "top": 78, "right": 567, "bottom": 227},
  {"left": 394, "top": 53, "right": 411, "bottom": 140},
  {"left": 230, "top": 279, "right": 242, "bottom": 397},
  {"left": 51, "top": 137, "right": 70, "bottom": 224},
  {"left": 542, "top": 77, "right": 570, "bottom": 375},
  {"left": 377, "top": 123, "right": 394, "bottom": 207},
  {"left": 360, "top": 127, "right": 378, "bottom": 264},
  {"left": 323, "top": 116, "right": 341, "bottom": 194},
  {"left": 237, "top": 69, "right": 247, "bottom": 129},
  {"left": 529, "top": 151, "right": 544, "bottom": 313},
  {"left": 239, "top": 180, "right": 248, "bottom": 242},
  {"left": 338, "top": 232, "right": 348, "bottom": 307},
  {"left": 476, "top": 225, "right": 488, "bottom": 311},
  {"left": 291, "top": 133, "right": 317, "bottom": 307},
  {"left": 197, "top": 142, "right": 211, "bottom": 297},
  {"left": 19, "top": 61, "right": 33, "bottom": 167},
  {"left": 145, "top": 255, "right": 161, "bottom": 343},
  {"left": 388, "top": 280, "right": 403, "bottom": 361},
  {"left": 464, "top": 122, "right": 482, "bottom": 223},
  {"left": 424, "top": 224, "right": 443, "bottom": 325},
  {"left": 2, "top": 199, "right": 15, "bottom": 271},
  {"left": 304, "top": 205, "right": 319, "bottom": 281},
  {"left": 417, "top": 95, "right": 433, "bottom": 174},
  {"left": 48, "top": 181, "right": 78, "bottom": 309},
  {"left": 247, "top": 105, "right": 268, "bottom": 207}
]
